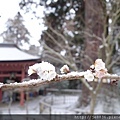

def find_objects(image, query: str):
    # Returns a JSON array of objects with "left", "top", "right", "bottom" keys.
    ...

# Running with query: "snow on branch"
[
  {"left": 1, "top": 72, "right": 84, "bottom": 91},
  {"left": 0, "top": 59, "right": 120, "bottom": 91}
]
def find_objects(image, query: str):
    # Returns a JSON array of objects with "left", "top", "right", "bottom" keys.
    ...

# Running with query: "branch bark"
[{"left": 0, "top": 72, "right": 120, "bottom": 91}]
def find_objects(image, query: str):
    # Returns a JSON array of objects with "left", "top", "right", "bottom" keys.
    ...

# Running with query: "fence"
[
  {"left": 46, "top": 88, "right": 82, "bottom": 94},
  {"left": 39, "top": 96, "right": 52, "bottom": 114},
  {"left": 39, "top": 88, "right": 82, "bottom": 114},
  {"left": 0, "top": 89, "right": 82, "bottom": 115}
]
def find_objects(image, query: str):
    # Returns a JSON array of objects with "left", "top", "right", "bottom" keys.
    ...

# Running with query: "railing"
[
  {"left": 39, "top": 98, "right": 52, "bottom": 114},
  {"left": 39, "top": 89, "right": 81, "bottom": 114},
  {"left": 0, "top": 89, "right": 81, "bottom": 114},
  {"left": 46, "top": 88, "right": 82, "bottom": 94}
]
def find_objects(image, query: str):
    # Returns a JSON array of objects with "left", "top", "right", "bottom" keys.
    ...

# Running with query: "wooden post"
[
  {"left": 63, "top": 94, "right": 65, "bottom": 104},
  {"left": 51, "top": 95, "right": 53, "bottom": 105},
  {"left": 20, "top": 67, "right": 25, "bottom": 106},
  {"left": 49, "top": 107, "right": 51, "bottom": 114},
  {"left": 25, "top": 92, "right": 29, "bottom": 114},
  {"left": 39, "top": 102, "right": 44, "bottom": 113},
  {"left": 20, "top": 91, "right": 24, "bottom": 106},
  {"left": 0, "top": 89, "right": 2, "bottom": 101}
]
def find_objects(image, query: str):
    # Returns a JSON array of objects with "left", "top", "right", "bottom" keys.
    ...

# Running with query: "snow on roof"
[{"left": 0, "top": 43, "right": 40, "bottom": 61}]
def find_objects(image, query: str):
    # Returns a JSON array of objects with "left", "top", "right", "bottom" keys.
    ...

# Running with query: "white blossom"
[
  {"left": 60, "top": 65, "right": 70, "bottom": 74},
  {"left": 94, "top": 59, "right": 106, "bottom": 71},
  {"left": 84, "top": 70, "right": 94, "bottom": 82},
  {"left": 28, "top": 63, "right": 41, "bottom": 76},
  {"left": 28, "top": 61, "right": 56, "bottom": 81},
  {"left": 90, "top": 64, "right": 95, "bottom": 69},
  {"left": 0, "top": 83, "right": 3, "bottom": 88},
  {"left": 28, "top": 67, "right": 36, "bottom": 76},
  {"left": 95, "top": 68, "right": 107, "bottom": 78}
]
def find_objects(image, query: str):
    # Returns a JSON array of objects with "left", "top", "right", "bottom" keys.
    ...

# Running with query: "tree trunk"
[
  {"left": 84, "top": 0, "right": 104, "bottom": 69},
  {"left": 81, "top": 0, "right": 104, "bottom": 107}
]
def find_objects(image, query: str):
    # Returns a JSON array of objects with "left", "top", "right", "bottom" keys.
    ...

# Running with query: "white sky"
[{"left": 0, "top": 0, "right": 45, "bottom": 46}]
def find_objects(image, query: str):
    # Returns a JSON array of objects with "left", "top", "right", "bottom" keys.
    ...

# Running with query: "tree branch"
[
  {"left": 0, "top": 72, "right": 120, "bottom": 92},
  {"left": 81, "top": 31, "right": 103, "bottom": 42},
  {"left": 44, "top": 31, "right": 64, "bottom": 49},
  {"left": 44, "top": 44, "right": 70, "bottom": 65},
  {"left": 48, "top": 26, "right": 68, "bottom": 45}
]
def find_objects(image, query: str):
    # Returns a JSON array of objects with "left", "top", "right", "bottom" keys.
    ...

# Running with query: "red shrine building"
[{"left": 0, "top": 43, "right": 40, "bottom": 105}]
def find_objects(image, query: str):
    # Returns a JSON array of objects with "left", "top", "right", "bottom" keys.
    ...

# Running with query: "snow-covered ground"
[
  {"left": 42, "top": 94, "right": 79, "bottom": 114},
  {"left": 0, "top": 96, "right": 42, "bottom": 114},
  {"left": 0, "top": 91, "right": 120, "bottom": 114},
  {"left": 0, "top": 94, "right": 79, "bottom": 114}
]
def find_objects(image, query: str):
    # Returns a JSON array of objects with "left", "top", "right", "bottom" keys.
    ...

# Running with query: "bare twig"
[
  {"left": 48, "top": 26, "right": 68, "bottom": 45},
  {"left": 82, "top": 31, "right": 103, "bottom": 42},
  {"left": 44, "top": 31, "right": 64, "bottom": 49},
  {"left": 44, "top": 44, "right": 70, "bottom": 65}
]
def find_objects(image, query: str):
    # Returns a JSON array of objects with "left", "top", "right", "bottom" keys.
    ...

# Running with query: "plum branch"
[
  {"left": 0, "top": 59, "right": 119, "bottom": 91},
  {"left": 0, "top": 72, "right": 120, "bottom": 91}
]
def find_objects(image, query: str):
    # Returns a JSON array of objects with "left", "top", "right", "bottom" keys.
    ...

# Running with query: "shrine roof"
[{"left": 0, "top": 43, "right": 40, "bottom": 61}]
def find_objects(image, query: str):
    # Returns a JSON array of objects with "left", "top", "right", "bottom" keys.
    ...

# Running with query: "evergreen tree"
[{"left": 1, "top": 12, "right": 31, "bottom": 46}]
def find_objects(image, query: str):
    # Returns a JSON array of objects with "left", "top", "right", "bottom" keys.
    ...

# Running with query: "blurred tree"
[
  {"left": 41, "top": 0, "right": 85, "bottom": 89},
  {"left": 19, "top": 0, "right": 85, "bottom": 89},
  {"left": 80, "top": 0, "right": 105, "bottom": 107},
  {"left": 1, "top": 12, "right": 31, "bottom": 47},
  {"left": 19, "top": 0, "right": 85, "bottom": 69},
  {"left": 83, "top": 0, "right": 105, "bottom": 69},
  {"left": 19, "top": 0, "right": 120, "bottom": 111}
]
